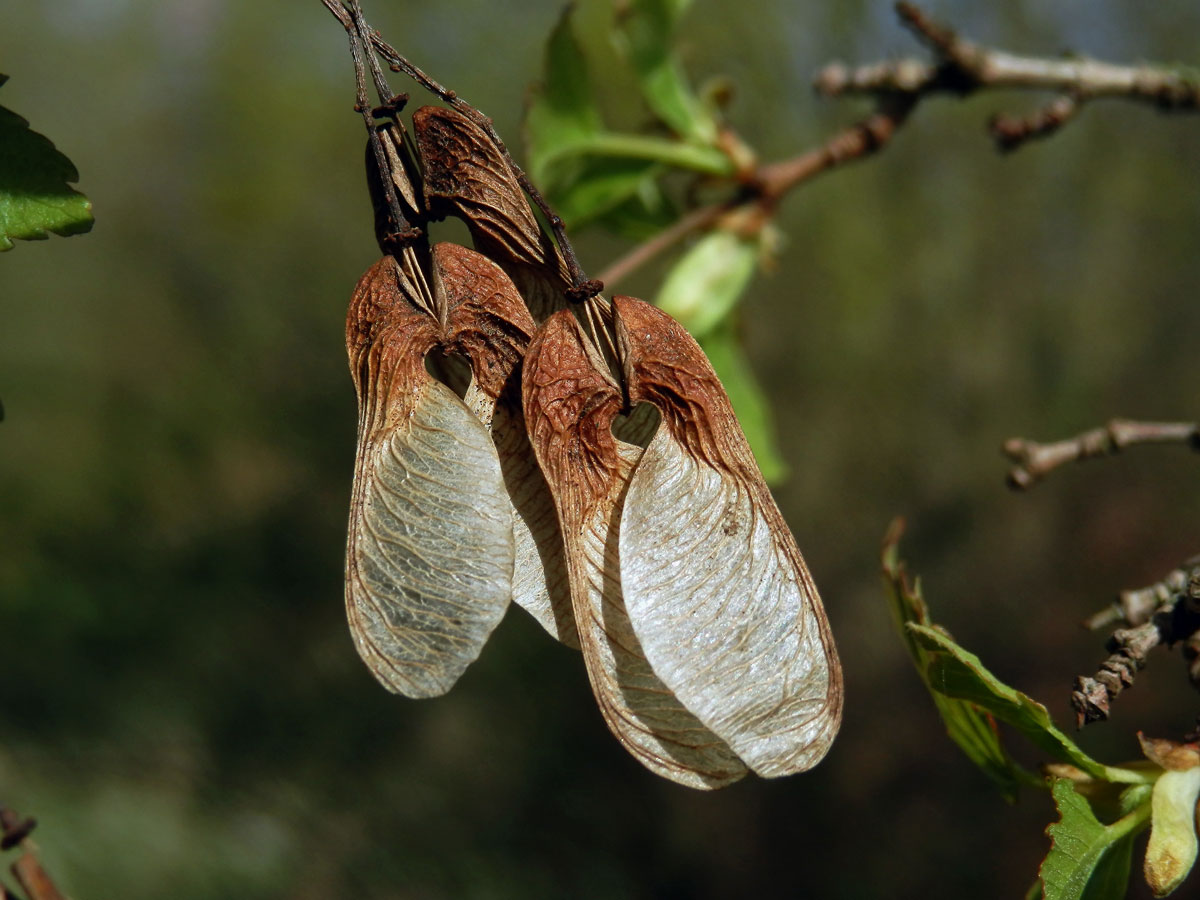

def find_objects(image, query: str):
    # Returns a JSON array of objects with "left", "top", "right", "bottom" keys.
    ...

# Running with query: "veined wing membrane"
[
  {"left": 523, "top": 308, "right": 747, "bottom": 789},
  {"left": 345, "top": 254, "right": 514, "bottom": 698},
  {"left": 433, "top": 242, "right": 577, "bottom": 647},
  {"left": 614, "top": 295, "right": 843, "bottom": 776}
]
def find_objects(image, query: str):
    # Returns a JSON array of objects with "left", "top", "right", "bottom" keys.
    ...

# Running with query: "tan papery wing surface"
[
  {"left": 523, "top": 309, "right": 747, "bottom": 789},
  {"left": 613, "top": 295, "right": 843, "bottom": 776},
  {"left": 431, "top": 243, "right": 576, "bottom": 647},
  {"left": 344, "top": 254, "right": 514, "bottom": 698}
]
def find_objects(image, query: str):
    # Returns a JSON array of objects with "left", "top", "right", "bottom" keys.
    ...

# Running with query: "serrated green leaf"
[
  {"left": 0, "top": 75, "right": 93, "bottom": 251},
  {"left": 909, "top": 624, "right": 1124, "bottom": 781},
  {"left": 881, "top": 533, "right": 1021, "bottom": 800},
  {"left": 698, "top": 321, "right": 788, "bottom": 484},
  {"left": 524, "top": 5, "right": 603, "bottom": 185},
  {"left": 614, "top": 0, "right": 719, "bottom": 144},
  {"left": 655, "top": 228, "right": 757, "bottom": 338},
  {"left": 1041, "top": 777, "right": 1150, "bottom": 900},
  {"left": 549, "top": 156, "right": 663, "bottom": 229}
]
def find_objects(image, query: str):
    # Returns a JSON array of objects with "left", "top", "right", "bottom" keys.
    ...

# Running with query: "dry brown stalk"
[
  {"left": 1002, "top": 419, "right": 1199, "bottom": 490},
  {"left": 1072, "top": 561, "right": 1200, "bottom": 727},
  {"left": 818, "top": 2, "right": 1200, "bottom": 152},
  {"left": 604, "top": 2, "right": 1199, "bottom": 288}
]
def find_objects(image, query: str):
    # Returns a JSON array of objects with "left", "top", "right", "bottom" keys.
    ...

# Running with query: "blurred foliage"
[
  {"left": 0, "top": 74, "right": 93, "bottom": 250},
  {"left": 2, "top": 1, "right": 1200, "bottom": 899}
]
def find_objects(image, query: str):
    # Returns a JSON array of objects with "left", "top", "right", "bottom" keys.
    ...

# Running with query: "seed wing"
[
  {"left": 431, "top": 242, "right": 576, "bottom": 646},
  {"left": 345, "top": 256, "right": 514, "bottom": 698},
  {"left": 614, "top": 295, "right": 843, "bottom": 776},
  {"left": 523, "top": 309, "right": 747, "bottom": 789}
]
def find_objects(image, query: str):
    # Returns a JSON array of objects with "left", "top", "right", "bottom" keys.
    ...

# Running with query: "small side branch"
[
  {"left": 1073, "top": 563, "right": 1200, "bottom": 726},
  {"left": 1002, "top": 419, "right": 1199, "bottom": 490},
  {"left": 815, "top": 2, "right": 1200, "bottom": 153},
  {"left": 597, "top": 96, "right": 916, "bottom": 289},
  {"left": 604, "top": 2, "right": 1200, "bottom": 289}
]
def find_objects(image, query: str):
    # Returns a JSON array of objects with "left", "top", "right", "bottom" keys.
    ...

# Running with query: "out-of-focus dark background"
[{"left": 2, "top": 1, "right": 1197, "bottom": 897}]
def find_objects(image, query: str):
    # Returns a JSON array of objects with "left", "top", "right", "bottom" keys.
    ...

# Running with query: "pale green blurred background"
[{"left": 2, "top": 2, "right": 1198, "bottom": 897}]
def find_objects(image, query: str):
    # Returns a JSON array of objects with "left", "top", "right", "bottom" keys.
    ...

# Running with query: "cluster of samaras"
[{"left": 344, "top": 101, "right": 842, "bottom": 789}]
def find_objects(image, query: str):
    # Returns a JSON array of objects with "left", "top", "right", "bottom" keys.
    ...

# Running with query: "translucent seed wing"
[
  {"left": 345, "top": 256, "right": 514, "bottom": 698},
  {"left": 614, "top": 295, "right": 843, "bottom": 776},
  {"left": 433, "top": 242, "right": 576, "bottom": 646},
  {"left": 523, "top": 309, "right": 747, "bottom": 789},
  {"left": 493, "top": 399, "right": 578, "bottom": 647},
  {"left": 347, "top": 381, "right": 515, "bottom": 697}
]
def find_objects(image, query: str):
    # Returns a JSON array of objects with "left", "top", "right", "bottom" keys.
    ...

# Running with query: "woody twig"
[
  {"left": 597, "top": 93, "right": 916, "bottom": 288},
  {"left": 1073, "top": 562, "right": 1200, "bottom": 727},
  {"left": 602, "top": 2, "right": 1199, "bottom": 288},
  {"left": 1002, "top": 419, "right": 1199, "bottom": 490},
  {"left": 817, "top": 2, "right": 1200, "bottom": 153}
]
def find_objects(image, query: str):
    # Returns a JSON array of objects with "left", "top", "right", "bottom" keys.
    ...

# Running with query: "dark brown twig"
[
  {"left": 816, "top": 2, "right": 1200, "bottom": 153},
  {"left": 1002, "top": 418, "right": 1199, "bottom": 490},
  {"left": 1073, "top": 563, "right": 1200, "bottom": 726},
  {"left": 756, "top": 95, "right": 917, "bottom": 199}
]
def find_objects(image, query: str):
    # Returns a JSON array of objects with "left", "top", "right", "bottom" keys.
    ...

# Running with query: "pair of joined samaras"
[{"left": 344, "top": 104, "right": 842, "bottom": 789}]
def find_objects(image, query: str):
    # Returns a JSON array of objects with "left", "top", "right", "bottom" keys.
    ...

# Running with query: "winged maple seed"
[
  {"left": 522, "top": 309, "right": 748, "bottom": 788},
  {"left": 329, "top": 0, "right": 841, "bottom": 786},
  {"left": 346, "top": 105, "right": 576, "bottom": 694},
  {"left": 522, "top": 298, "right": 842, "bottom": 784},
  {"left": 345, "top": 241, "right": 537, "bottom": 697},
  {"left": 614, "top": 296, "right": 843, "bottom": 776}
]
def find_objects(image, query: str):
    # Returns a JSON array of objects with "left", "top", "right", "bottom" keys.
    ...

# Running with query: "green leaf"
[
  {"left": 655, "top": 228, "right": 757, "bottom": 338},
  {"left": 549, "top": 156, "right": 663, "bottom": 229},
  {"left": 524, "top": 5, "right": 603, "bottom": 185},
  {"left": 0, "top": 74, "right": 93, "bottom": 251},
  {"left": 1040, "top": 777, "right": 1150, "bottom": 900},
  {"left": 881, "top": 531, "right": 1022, "bottom": 800},
  {"left": 910, "top": 624, "right": 1119, "bottom": 781},
  {"left": 613, "top": 0, "right": 719, "bottom": 144}
]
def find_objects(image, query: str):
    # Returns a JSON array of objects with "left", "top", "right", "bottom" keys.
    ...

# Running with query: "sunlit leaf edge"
[
  {"left": 0, "top": 76, "right": 93, "bottom": 251},
  {"left": 880, "top": 526, "right": 1021, "bottom": 800}
]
